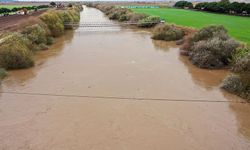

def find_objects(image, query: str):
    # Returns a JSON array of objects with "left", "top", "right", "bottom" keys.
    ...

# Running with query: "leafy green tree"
[
  {"left": 0, "top": 8, "right": 11, "bottom": 14},
  {"left": 174, "top": 1, "right": 193, "bottom": 9},
  {"left": 50, "top": 2, "right": 56, "bottom": 6}
]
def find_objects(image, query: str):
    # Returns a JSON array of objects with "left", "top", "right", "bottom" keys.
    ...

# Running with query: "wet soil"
[{"left": 0, "top": 6, "right": 250, "bottom": 150}]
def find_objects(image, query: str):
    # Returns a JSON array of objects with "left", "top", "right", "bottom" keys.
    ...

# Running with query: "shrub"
[
  {"left": 137, "top": 16, "right": 161, "bottom": 28},
  {"left": 47, "top": 36, "right": 54, "bottom": 45},
  {"left": 174, "top": 1, "right": 193, "bottom": 9},
  {"left": 127, "top": 13, "right": 148, "bottom": 22},
  {"left": 59, "top": 11, "right": 75, "bottom": 29},
  {"left": 192, "top": 25, "right": 229, "bottom": 42},
  {"left": 189, "top": 37, "right": 239, "bottom": 68},
  {"left": 0, "top": 68, "right": 7, "bottom": 80},
  {"left": 38, "top": 43, "right": 49, "bottom": 50},
  {"left": 60, "top": 9, "right": 81, "bottom": 29},
  {"left": 152, "top": 24, "right": 184, "bottom": 41},
  {"left": 182, "top": 25, "right": 240, "bottom": 68},
  {"left": 222, "top": 74, "right": 250, "bottom": 101},
  {"left": 0, "top": 33, "right": 34, "bottom": 69},
  {"left": 40, "top": 10, "right": 64, "bottom": 37},
  {"left": 107, "top": 8, "right": 130, "bottom": 20},
  {"left": 118, "top": 14, "right": 130, "bottom": 22},
  {"left": 68, "top": 9, "right": 80, "bottom": 22},
  {"left": 232, "top": 52, "right": 250, "bottom": 74},
  {"left": 97, "top": 5, "right": 114, "bottom": 14},
  {"left": 22, "top": 24, "right": 48, "bottom": 50},
  {"left": 231, "top": 46, "right": 250, "bottom": 64}
]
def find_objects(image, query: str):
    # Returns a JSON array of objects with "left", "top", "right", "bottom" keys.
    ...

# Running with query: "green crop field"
[
  {"left": 0, "top": 5, "right": 30, "bottom": 9},
  {"left": 132, "top": 8, "right": 250, "bottom": 44}
]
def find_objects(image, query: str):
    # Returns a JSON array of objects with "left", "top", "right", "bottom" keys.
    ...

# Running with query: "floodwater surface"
[{"left": 0, "top": 6, "right": 250, "bottom": 150}]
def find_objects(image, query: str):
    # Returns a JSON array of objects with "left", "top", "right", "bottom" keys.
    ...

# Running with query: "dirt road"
[{"left": 0, "top": 6, "right": 250, "bottom": 150}]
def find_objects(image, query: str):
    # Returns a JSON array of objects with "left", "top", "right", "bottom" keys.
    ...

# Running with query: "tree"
[
  {"left": 50, "top": 2, "right": 56, "bottom": 7},
  {"left": 174, "top": 1, "right": 193, "bottom": 9},
  {"left": 68, "top": 3, "right": 73, "bottom": 7},
  {"left": 220, "top": 0, "right": 230, "bottom": 3},
  {"left": 0, "top": 8, "right": 11, "bottom": 14},
  {"left": 246, "top": 3, "right": 250, "bottom": 14}
]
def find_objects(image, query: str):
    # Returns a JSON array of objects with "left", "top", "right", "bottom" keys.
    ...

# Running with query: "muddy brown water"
[{"left": 0, "top": 6, "right": 250, "bottom": 150}]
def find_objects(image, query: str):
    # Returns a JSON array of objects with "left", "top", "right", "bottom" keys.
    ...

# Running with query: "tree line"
[
  {"left": 0, "top": 5, "right": 49, "bottom": 15},
  {"left": 174, "top": 0, "right": 250, "bottom": 15}
]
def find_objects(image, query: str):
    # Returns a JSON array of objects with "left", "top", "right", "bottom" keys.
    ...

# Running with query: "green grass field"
[
  {"left": 132, "top": 8, "right": 250, "bottom": 44},
  {"left": 0, "top": 5, "right": 30, "bottom": 9}
]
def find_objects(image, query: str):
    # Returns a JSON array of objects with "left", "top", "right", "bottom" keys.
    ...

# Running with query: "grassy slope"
[{"left": 133, "top": 8, "right": 250, "bottom": 44}]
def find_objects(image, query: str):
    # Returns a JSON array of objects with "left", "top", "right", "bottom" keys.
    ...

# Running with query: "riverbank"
[{"left": 0, "top": 4, "right": 83, "bottom": 82}]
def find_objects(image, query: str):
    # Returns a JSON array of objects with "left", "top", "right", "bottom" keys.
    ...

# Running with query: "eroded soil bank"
[{"left": 0, "top": 6, "right": 250, "bottom": 150}]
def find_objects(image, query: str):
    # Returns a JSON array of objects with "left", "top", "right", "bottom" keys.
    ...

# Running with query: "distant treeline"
[
  {"left": 0, "top": 5, "right": 49, "bottom": 14},
  {"left": 174, "top": 0, "right": 250, "bottom": 15}
]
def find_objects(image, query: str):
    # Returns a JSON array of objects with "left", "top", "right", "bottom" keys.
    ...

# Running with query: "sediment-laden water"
[{"left": 0, "top": 6, "right": 250, "bottom": 150}]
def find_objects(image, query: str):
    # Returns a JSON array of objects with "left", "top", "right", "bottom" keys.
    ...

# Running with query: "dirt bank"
[{"left": 0, "top": 10, "right": 47, "bottom": 34}]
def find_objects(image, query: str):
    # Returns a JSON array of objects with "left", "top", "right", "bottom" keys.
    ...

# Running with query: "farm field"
[
  {"left": 0, "top": 5, "right": 31, "bottom": 9},
  {"left": 132, "top": 8, "right": 250, "bottom": 44}
]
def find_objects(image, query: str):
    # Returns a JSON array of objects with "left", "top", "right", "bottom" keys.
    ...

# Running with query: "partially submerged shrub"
[
  {"left": 222, "top": 74, "right": 250, "bottom": 101},
  {"left": 189, "top": 37, "right": 239, "bottom": 68},
  {"left": 0, "top": 33, "right": 34, "bottom": 69},
  {"left": 137, "top": 16, "right": 161, "bottom": 28},
  {"left": 46, "top": 36, "right": 54, "bottom": 45},
  {"left": 0, "top": 6, "right": 82, "bottom": 70},
  {"left": 231, "top": 46, "right": 250, "bottom": 64},
  {"left": 68, "top": 9, "right": 80, "bottom": 22},
  {"left": 152, "top": 24, "right": 184, "bottom": 41},
  {"left": 127, "top": 13, "right": 148, "bottom": 22},
  {"left": 183, "top": 25, "right": 240, "bottom": 69},
  {"left": 96, "top": 5, "right": 114, "bottom": 13},
  {"left": 40, "top": 10, "right": 64, "bottom": 37},
  {"left": 22, "top": 24, "right": 48, "bottom": 51},
  {"left": 40, "top": 7, "right": 81, "bottom": 36},
  {"left": 107, "top": 8, "right": 130, "bottom": 20},
  {"left": 232, "top": 52, "right": 250, "bottom": 74},
  {"left": 60, "top": 9, "right": 81, "bottom": 29},
  {"left": 0, "top": 68, "right": 7, "bottom": 80},
  {"left": 192, "top": 25, "right": 229, "bottom": 42},
  {"left": 38, "top": 43, "right": 49, "bottom": 50},
  {"left": 59, "top": 11, "right": 75, "bottom": 29},
  {"left": 222, "top": 51, "right": 250, "bottom": 101},
  {"left": 118, "top": 14, "right": 130, "bottom": 22}
]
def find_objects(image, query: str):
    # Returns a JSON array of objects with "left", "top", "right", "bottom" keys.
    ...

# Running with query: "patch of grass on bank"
[{"left": 132, "top": 8, "right": 250, "bottom": 44}]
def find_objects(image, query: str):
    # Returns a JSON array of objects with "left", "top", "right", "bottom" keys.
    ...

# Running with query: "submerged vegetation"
[
  {"left": 152, "top": 24, "right": 184, "bottom": 41},
  {"left": 0, "top": 4, "right": 83, "bottom": 78},
  {"left": 222, "top": 46, "right": 250, "bottom": 100},
  {"left": 0, "top": 33, "right": 34, "bottom": 69},
  {"left": 182, "top": 25, "right": 239, "bottom": 69},
  {"left": 137, "top": 16, "right": 161, "bottom": 28},
  {"left": 0, "top": 68, "right": 7, "bottom": 83}
]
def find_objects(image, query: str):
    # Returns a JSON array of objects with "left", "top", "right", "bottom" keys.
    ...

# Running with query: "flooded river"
[{"left": 0, "top": 6, "right": 250, "bottom": 150}]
